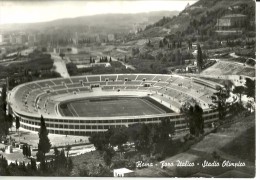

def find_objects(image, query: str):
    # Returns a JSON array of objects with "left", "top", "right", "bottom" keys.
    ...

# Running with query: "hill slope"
[{"left": 136, "top": 0, "right": 255, "bottom": 39}]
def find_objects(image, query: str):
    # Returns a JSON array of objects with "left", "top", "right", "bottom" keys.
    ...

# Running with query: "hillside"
[{"left": 135, "top": 0, "right": 255, "bottom": 39}]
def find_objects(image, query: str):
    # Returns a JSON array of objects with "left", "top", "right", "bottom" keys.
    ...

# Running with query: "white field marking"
[
  {"left": 165, "top": 76, "right": 171, "bottom": 82},
  {"left": 68, "top": 78, "right": 73, "bottom": 84},
  {"left": 58, "top": 106, "right": 65, "bottom": 116},
  {"left": 151, "top": 75, "right": 157, "bottom": 81},
  {"left": 140, "top": 98, "right": 165, "bottom": 114},
  {"left": 69, "top": 103, "right": 79, "bottom": 117},
  {"left": 66, "top": 104, "right": 75, "bottom": 117},
  {"left": 134, "top": 75, "right": 138, "bottom": 81}
]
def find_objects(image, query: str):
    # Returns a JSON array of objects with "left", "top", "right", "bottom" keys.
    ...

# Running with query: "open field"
[
  {"left": 202, "top": 61, "right": 255, "bottom": 77},
  {"left": 59, "top": 96, "right": 172, "bottom": 117}
]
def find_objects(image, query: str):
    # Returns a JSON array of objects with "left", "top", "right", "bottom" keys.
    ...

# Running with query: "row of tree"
[
  {"left": 89, "top": 118, "right": 177, "bottom": 167},
  {"left": 99, "top": 56, "right": 112, "bottom": 63},
  {"left": 22, "top": 144, "right": 31, "bottom": 157},
  {"left": 181, "top": 103, "right": 204, "bottom": 136},
  {"left": 233, "top": 78, "right": 255, "bottom": 103},
  {"left": 0, "top": 84, "right": 11, "bottom": 137}
]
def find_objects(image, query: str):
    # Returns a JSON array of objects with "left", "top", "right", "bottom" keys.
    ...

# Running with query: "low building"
[
  {"left": 54, "top": 47, "right": 78, "bottom": 55},
  {"left": 216, "top": 14, "right": 247, "bottom": 35},
  {"left": 28, "top": 35, "right": 37, "bottom": 45},
  {"left": 186, "top": 64, "right": 198, "bottom": 73},
  {"left": 108, "top": 34, "right": 115, "bottom": 42},
  {"left": 91, "top": 63, "right": 111, "bottom": 68},
  {"left": 113, "top": 168, "right": 134, "bottom": 177}
]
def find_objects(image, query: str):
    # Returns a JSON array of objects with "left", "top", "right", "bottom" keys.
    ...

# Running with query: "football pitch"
[{"left": 59, "top": 96, "right": 173, "bottom": 117}]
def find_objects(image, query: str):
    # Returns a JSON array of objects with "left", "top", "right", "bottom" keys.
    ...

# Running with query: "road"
[{"left": 50, "top": 53, "right": 70, "bottom": 78}]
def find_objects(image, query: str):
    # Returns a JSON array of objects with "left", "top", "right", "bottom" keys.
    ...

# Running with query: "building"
[
  {"left": 216, "top": 14, "right": 247, "bottom": 34},
  {"left": 28, "top": 35, "right": 37, "bottom": 45},
  {"left": 108, "top": 34, "right": 115, "bottom": 42},
  {"left": 11, "top": 36, "right": 17, "bottom": 44},
  {"left": 186, "top": 64, "right": 198, "bottom": 73},
  {"left": 113, "top": 168, "right": 134, "bottom": 177},
  {"left": 91, "top": 62, "right": 111, "bottom": 68},
  {"left": 54, "top": 47, "right": 78, "bottom": 55}
]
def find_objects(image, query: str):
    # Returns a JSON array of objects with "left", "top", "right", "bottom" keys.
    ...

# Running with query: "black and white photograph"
[{"left": 0, "top": 0, "right": 256, "bottom": 178}]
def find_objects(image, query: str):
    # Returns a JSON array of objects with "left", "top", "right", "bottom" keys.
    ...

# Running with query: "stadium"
[{"left": 8, "top": 74, "right": 224, "bottom": 136}]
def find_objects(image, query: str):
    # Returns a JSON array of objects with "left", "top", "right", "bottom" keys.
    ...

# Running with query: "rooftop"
[{"left": 114, "top": 168, "right": 134, "bottom": 174}]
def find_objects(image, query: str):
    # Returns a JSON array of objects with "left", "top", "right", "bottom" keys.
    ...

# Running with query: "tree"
[
  {"left": 65, "top": 145, "right": 71, "bottom": 158},
  {"left": 36, "top": 151, "right": 45, "bottom": 162},
  {"left": 181, "top": 103, "right": 203, "bottom": 136},
  {"left": 1, "top": 84, "right": 7, "bottom": 103},
  {"left": 58, "top": 149, "right": 67, "bottom": 169},
  {"left": 159, "top": 40, "right": 164, "bottom": 48},
  {"left": 6, "top": 114, "right": 13, "bottom": 132},
  {"left": 0, "top": 156, "right": 8, "bottom": 175},
  {"left": 148, "top": 125, "right": 160, "bottom": 156},
  {"left": 27, "top": 146, "right": 31, "bottom": 157},
  {"left": 181, "top": 103, "right": 195, "bottom": 135},
  {"left": 59, "top": 53, "right": 65, "bottom": 59},
  {"left": 214, "top": 86, "right": 230, "bottom": 121},
  {"left": 175, "top": 49, "right": 183, "bottom": 65},
  {"left": 103, "top": 148, "right": 115, "bottom": 167},
  {"left": 89, "top": 133, "right": 109, "bottom": 151},
  {"left": 54, "top": 146, "right": 60, "bottom": 157},
  {"left": 194, "top": 104, "right": 204, "bottom": 135},
  {"left": 22, "top": 144, "right": 26, "bottom": 157},
  {"left": 245, "top": 78, "right": 255, "bottom": 101},
  {"left": 67, "top": 158, "right": 73, "bottom": 171},
  {"left": 223, "top": 80, "right": 233, "bottom": 96},
  {"left": 30, "top": 158, "right": 37, "bottom": 171},
  {"left": 233, "top": 86, "right": 245, "bottom": 103},
  {"left": 23, "top": 144, "right": 29, "bottom": 157},
  {"left": 16, "top": 117, "right": 20, "bottom": 142},
  {"left": 197, "top": 44, "right": 203, "bottom": 73},
  {"left": 38, "top": 115, "right": 51, "bottom": 159},
  {"left": 159, "top": 118, "right": 172, "bottom": 142},
  {"left": 109, "top": 128, "right": 128, "bottom": 154},
  {"left": 136, "top": 124, "right": 150, "bottom": 154}
]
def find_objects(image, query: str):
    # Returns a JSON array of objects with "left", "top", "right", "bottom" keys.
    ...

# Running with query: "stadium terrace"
[{"left": 8, "top": 74, "right": 223, "bottom": 136}]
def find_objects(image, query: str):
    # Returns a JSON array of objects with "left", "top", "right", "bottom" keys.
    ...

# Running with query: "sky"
[{"left": 0, "top": 0, "right": 196, "bottom": 25}]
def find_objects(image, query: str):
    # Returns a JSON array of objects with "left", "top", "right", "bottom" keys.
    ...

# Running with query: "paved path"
[{"left": 50, "top": 53, "right": 70, "bottom": 78}]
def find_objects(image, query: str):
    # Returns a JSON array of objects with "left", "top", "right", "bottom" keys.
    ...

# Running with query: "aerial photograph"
[{"left": 0, "top": 0, "right": 256, "bottom": 178}]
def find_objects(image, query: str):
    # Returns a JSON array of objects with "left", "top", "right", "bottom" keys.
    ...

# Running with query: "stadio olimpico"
[{"left": 7, "top": 74, "right": 239, "bottom": 136}]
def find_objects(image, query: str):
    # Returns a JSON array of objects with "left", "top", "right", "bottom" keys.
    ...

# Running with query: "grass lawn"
[{"left": 59, "top": 96, "right": 167, "bottom": 117}]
